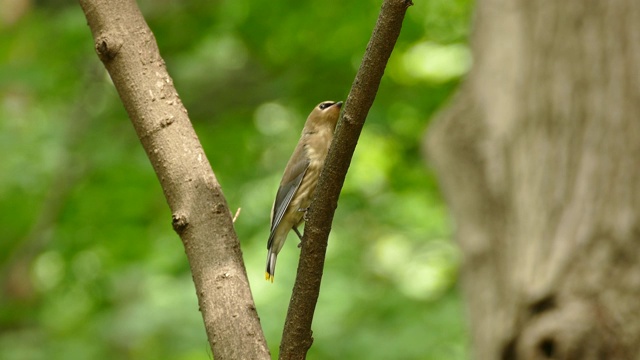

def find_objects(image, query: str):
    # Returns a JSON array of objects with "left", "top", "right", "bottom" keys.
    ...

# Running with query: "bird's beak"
[{"left": 334, "top": 101, "right": 343, "bottom": 108}]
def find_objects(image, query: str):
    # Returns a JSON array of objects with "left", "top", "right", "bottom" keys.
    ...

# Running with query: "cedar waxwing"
[{"left": 265, "top": 101, "right": 343, "bottom": 282}]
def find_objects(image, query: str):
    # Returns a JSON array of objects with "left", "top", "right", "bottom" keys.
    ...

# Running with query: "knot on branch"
[
  {"left": 528, "top": 294, "right": 557, "bottom": 316},
  {"left": 513, "top": 298, "right": 619, "bottom": 359},
  {"left": 95, "top": 33, "right": 122, "bottom": 62},
  {"left": 172, "top": 212, "right": 189, "bottom": 233},
  {"left": 160, "top": 114, "right": 175, "bottom": 128}
]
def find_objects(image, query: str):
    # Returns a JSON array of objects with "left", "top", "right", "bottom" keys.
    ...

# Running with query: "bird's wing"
[{"left": 268, "top": 144, "right": 309, "bottom": 249}]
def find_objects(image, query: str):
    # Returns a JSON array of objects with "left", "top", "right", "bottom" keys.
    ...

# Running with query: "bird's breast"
[
  {"left": 304, "top": 127, "right": 333, "bottom": 166},
  {"left": 290, "top": 128, "right": 333, "bottom": 214}
]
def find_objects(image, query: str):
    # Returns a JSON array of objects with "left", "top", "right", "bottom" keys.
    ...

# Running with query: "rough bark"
[
  {"left": 427, "top": 0, "right": 640, "bottom": 359},
  {"left": 79, "top": 1, "right": 270, "bottom": 359},
  {"left": 279, "top": 1, "right": 413, "bottom": 359}
]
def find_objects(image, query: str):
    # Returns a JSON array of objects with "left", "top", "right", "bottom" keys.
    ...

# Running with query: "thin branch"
[
  {"left": 78, "top": 1, "right": 269, "bottom": 359},
  {"left": 232, "top": 208, "right": 242, "bottom": 223},
  {"left": 279, "top": 0, "right": 413, "bottom": 358}
]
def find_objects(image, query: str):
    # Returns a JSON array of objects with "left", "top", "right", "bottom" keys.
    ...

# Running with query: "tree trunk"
[{"left": 427, "top": 1, "right": 640, "bottom": 359}]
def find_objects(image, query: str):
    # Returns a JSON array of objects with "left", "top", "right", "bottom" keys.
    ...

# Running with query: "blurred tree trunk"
[{"left": 427, "top": 1, "right": 640, "bottom": 359}]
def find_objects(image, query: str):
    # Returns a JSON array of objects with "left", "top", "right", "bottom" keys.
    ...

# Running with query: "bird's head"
[{"left": 305, "top": 101, "right": 343, "bottom": 132}]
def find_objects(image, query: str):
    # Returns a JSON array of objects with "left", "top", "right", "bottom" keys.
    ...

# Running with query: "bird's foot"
[
  {"left": 298, "top": 207, "right": 311, "bottom": 222},
  {"left": 293, "top": 225, "right": 304, "bottom": 248}
]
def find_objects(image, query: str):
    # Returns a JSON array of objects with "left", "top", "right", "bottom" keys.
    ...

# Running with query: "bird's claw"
[
  {"left": 299, "top": 207, "right": 310, "bottom": 222},
  {"left": 293, "top": 225, "right": 304, "bottom": 248}
]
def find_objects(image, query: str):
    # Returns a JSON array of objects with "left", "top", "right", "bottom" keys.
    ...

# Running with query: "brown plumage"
[{"left": 265, "top": 101, "right": 343, "bottom": 282}]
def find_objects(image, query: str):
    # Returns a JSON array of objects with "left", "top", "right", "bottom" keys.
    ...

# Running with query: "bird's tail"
[{"left": 265, "top": 249, "right": 277, "bottom": 283}]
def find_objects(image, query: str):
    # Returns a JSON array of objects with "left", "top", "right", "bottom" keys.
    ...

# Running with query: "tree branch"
[
  {"left": 78, "top": 1, "right": 269, "bottom": 359},
  {"left": 279, "top": 0, "right": 413, "bottom": 358}
]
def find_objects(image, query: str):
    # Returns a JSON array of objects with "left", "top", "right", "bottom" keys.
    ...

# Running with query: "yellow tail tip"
[{"left": 265, "top": 272, "right": 274, "bottom": 283}]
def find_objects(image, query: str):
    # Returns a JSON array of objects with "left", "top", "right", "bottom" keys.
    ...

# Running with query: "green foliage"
[{"left": 0, "top": 0, "right": 473, "bottom": 358}]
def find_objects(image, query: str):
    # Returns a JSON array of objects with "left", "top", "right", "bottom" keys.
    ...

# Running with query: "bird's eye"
[{"left": 319, "top": 102, "right": 334, "bottom": 110}]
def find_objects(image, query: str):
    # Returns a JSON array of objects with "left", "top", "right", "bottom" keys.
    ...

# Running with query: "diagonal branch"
[
  {"left": 78, "top": 1, "right": 269, "bottom": 359},
  {"left": 279, "top": 0, "right": 413, "bottom": 358}
]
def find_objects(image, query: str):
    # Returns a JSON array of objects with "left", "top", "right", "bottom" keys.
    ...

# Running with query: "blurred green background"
[{"left": 0, "top": 0, "right": 473, "bottom": 358}]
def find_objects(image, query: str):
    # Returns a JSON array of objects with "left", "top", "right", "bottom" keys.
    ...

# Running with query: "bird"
[{"left": 265, "top": 100, "right": 343, "bottom": 282}]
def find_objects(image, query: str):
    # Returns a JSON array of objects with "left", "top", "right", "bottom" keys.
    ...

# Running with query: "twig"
[{"left": 232, "top": 208, "right": 242, "bottom": 223}]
